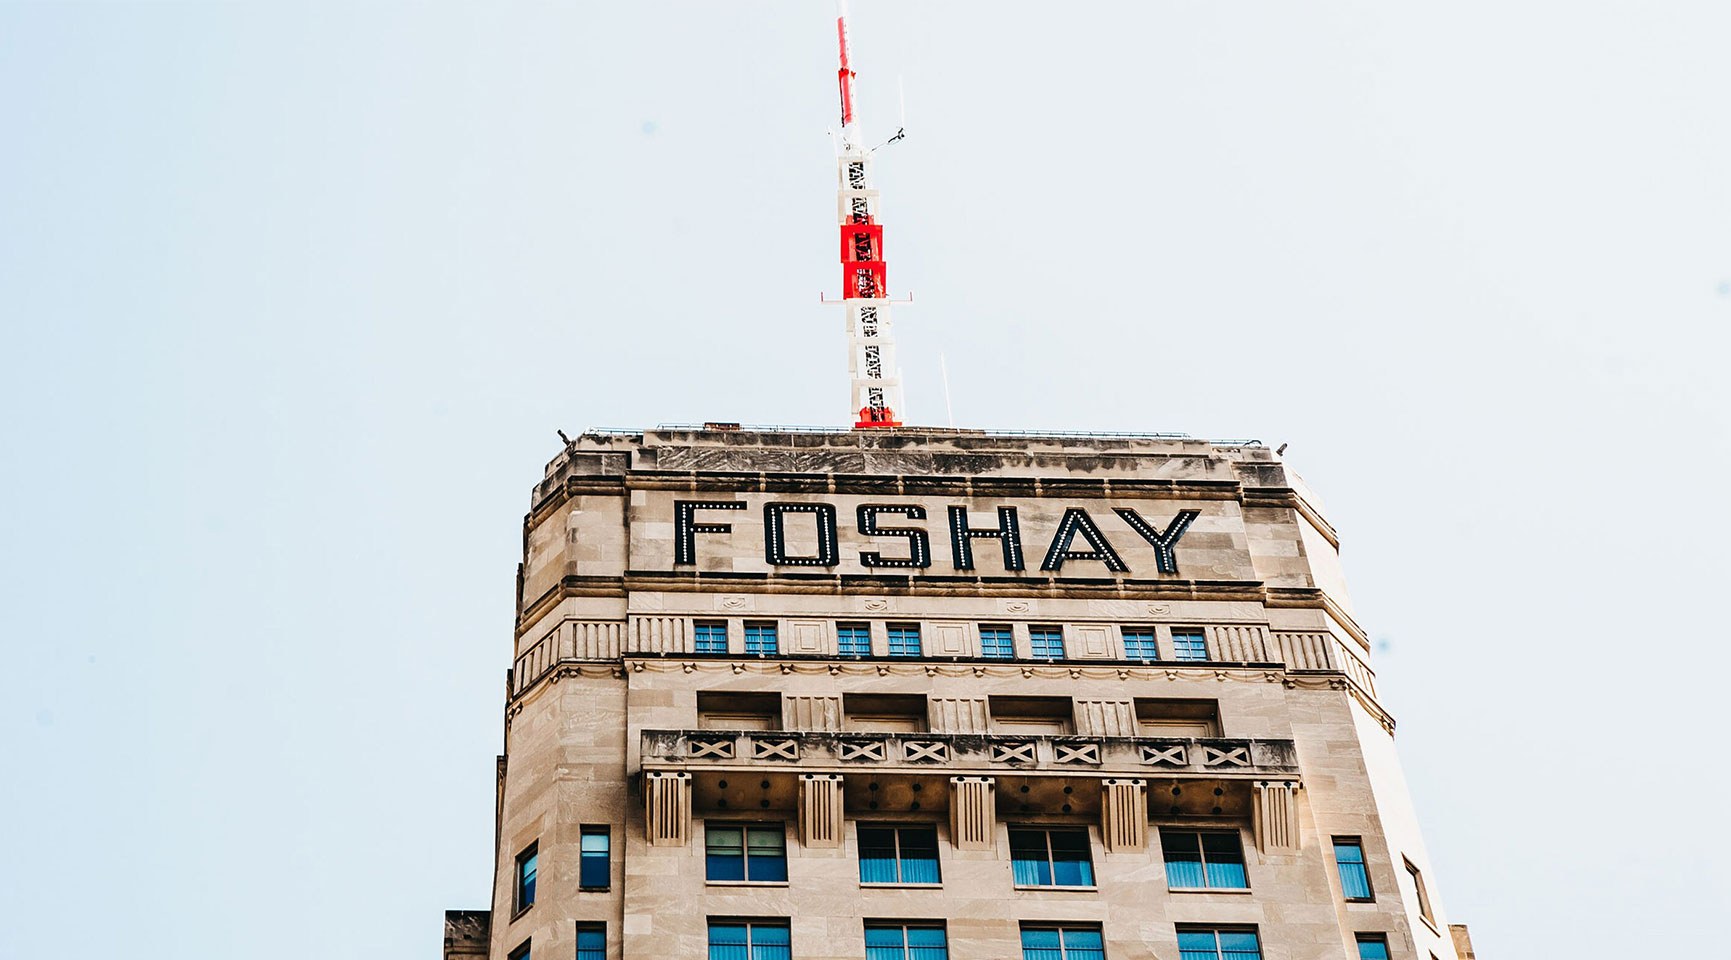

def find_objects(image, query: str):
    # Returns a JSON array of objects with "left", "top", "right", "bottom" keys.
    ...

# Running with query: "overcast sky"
[{"left": 3, "top": 2, "right": 1728, "bottom": 957}]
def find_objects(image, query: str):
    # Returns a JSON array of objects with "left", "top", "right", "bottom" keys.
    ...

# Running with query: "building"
[{"left": 442, "top": 425, "right": 1475, "bottom": 960}]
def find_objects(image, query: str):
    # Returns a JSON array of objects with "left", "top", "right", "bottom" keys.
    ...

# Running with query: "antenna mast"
[{"left": 834, "top": 0, "right": 904, "bottom": 429}]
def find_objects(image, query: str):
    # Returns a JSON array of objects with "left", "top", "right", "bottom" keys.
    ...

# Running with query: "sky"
[{"left": 2, "top": 1, "right": 1728, "bottom": 957}]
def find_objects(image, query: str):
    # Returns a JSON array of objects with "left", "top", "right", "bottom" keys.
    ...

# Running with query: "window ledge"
[
  {"left": 704, "top": 880, "right": 790, "bottom": 887},
  {"left": 510, "top": 904, "right": 533, "bottom": 922},
  {"left": 1167, "top": 886, "right": 1253, "bottom": 894},
  {"left": 859, "top": 882, "right": 944, "bottom": 889},
  {"left": 577, "top": 886, "right": 611, "bottom": 892},
  {"left": 1012, "top": 884, "right": 1099, "bottom": 892},
  {"left": 1418, "top": 914, "right": 1440, "bottom": 936}
]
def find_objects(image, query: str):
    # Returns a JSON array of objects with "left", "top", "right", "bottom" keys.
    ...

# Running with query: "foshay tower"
[{"left": 442, "top": 8, "right": 1476, "bottom": 960}]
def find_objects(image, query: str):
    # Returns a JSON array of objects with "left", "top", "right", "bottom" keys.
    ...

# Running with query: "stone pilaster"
[
  {"left": 1100, "top": 778, "right": 1148, "bottom": 853},
  {"left": 643, "top": 771, "right": 691, "bottom": 846},
  {"left": 799, "top": 774, "right": 846, "bottom": 848},
  {"left": 949, "top": 776, "right": 996, "bottom": 850},
  {"left": 1252, "top": 779, "right": 1301, "bottom": 853}
]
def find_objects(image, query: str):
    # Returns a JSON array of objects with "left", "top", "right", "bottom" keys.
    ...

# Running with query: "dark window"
[
  {"left": 844, "top": 693, "right": 927, "bottom": 733},
  {"left": 514, "top": 841, "right": 538, "bottom": 912},
  {"left": 1333, "top": 837, "right": 1373, "bottom": 900},
  {"left": 1161, "top": 829, "right": 1248, "bottom": 890},
  {"left": 744, "top": 622, "right": 778, "bottom": 655},
  {"left": 990, "top": 696, "right": 1073, "bottom": 736},
  {"left": 979, "top": 625, "right": 1014, "bottom": 659},
  {"left": 858, "top": 824, "right": 941, "bottom": 884},
  {"left": 695, "top": 621, "right": 729, "bottom": 653},
  {"left": 1008, "top": 827, "right": 1094, "bottom": 887},
  {"left": 580, "top": 825, "right": 610, "bottom": 888},
  {"left": 1171, "top": 628, "right": 1208, "bottom": 661},
  {"left": 575, "top": 925, "right": 605, "bottom": 960},
  {"left": 1355, "top": 936, "right": 1390, "bottom": 960},
  {"left": 887, "top": 623, "right": 921, "bottom": 657},
  {"left": 1120, "top": 628, "right": 1158, "bottom": 660},
  {"left": 1177, "top": 929, "right": 1261, "bottom": 960},
  {"left": 706, "top": 824, "right": 788, "bottom": 882},
  {"left": 707, "top": 921, "right": 790, "bottom": 960},
  {"left": 1404, "top": 857, "right": 1435, "bottom": 924},
  {"left": 865, "top": 923, "right": 948, "bottom": 960},
  {"left": 1135, "top": 699, "right": 1220, "bottom": 737},
  {"left": 1029, "top": 626, "right": 1065, "bottom": 659},
  {"left": 508, "top": 940, "right": 531, "bottom": 960},
  {"left": 1020, "top": 925, "right": 1105, "bottom": 960},
  {"left": 838, "top": 623, "right": 871, "bottom": 656},
  {"left": 698, "top": 691, "right": 780, "bottom": 731}
]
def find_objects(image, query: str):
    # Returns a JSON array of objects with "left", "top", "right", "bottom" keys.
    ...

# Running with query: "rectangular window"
[
  {"left": 1020, "top": 925, "right": 1105, "bottom": 960},
  {"left": 1177, "top": 929, "right": 1261, "bottom": 960},
  {"left": 1120, "top": 628, "right": 1158, "bottom": 660},
  {"left": 1161, "top": 829, "right": 1248, "bottom": 890},
  {"left": 865, "top": 923, "right": 948, "bottom": 960},
  {"left": 1171, "top": 628, "right": 1208, "bottom": 661},
  {"left": 1135, "top": 699, "right": 1220, "bottom": 738},
  {"left": 990, "top": 696, "right": 1073, "bottom": 736},
  {"left": 575, "top": 925, "right": 606, "bottom": 960},
  {"left": 1008, "top": 827, "right": 1095, "bottom": 887},
  {"left": 979, "top": 625, "right": 1014, "bottom": 659},
  {"left": 858, "top": 824, "right": 941, "bottom": 884},
  {"left": 844, "top": 693, "right": 927, "bottom": 733},
  {"left": 1355, "top": 936, "right": 1390, "bottom": 960},
  {"left": 887, "top": 623, "right": 922, "bottom": 658},
  {"left": 744, "top": 622, "right": 778, "bottom": 655},
  {"left": 514, "top": 841, "right": 538, "bottom": 912},
  {"left": 694, "top": 621, "right": 729, "bottom": 653},
  {"left": 1404, "top": 857, "right": 1435, "bottom": 925},
  {"left": 1333, "top": 837, "right": 1373, "bottom": 900},
  {"left": 838, "top": 623, "right": 872, "bottom": 657},
  {"left": 1029, "top": 626, "right": 1065, "bottom": 659},
  {"left": 698, "top": 691, "right": 781, "bottom": 731},
  {"left": 508, "top": 941, "right": 530, "bottom": 960},
  {"left": 707, "top": 921, "right": 790, "bottom": 960},
  {"left": 580, "top": 825, "right": 610, "bottom": 889},
  {"left": 706, "top": 824, "right": 788, "bottom": 882}
]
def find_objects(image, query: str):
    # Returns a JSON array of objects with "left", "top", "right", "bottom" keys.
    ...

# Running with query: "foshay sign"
[{"left": 673, "top": 499, "right": 1204, "bottom": 575}]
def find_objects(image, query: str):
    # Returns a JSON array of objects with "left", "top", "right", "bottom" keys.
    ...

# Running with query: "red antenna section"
[{"left": 833, "top": 0, "right": 904, "bottom": 429}]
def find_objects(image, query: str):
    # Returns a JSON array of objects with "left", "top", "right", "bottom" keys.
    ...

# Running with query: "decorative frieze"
[
  {"left": 929, "top": 697, "right": 989, "bottom": 734},
  {"left": 1208, "top": 624, "right": 1271, "bottom": 662},
  {"left": 784, "top": 695, "right": 843, "bottom": 731}
]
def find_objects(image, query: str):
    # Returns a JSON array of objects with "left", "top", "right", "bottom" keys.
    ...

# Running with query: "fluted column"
[
  {"left": 799, "top": 774, "right": 846, "bottom": 848},
  {"left": 949, "top": 776, "right": 996, "bottom": 850},
  {"left": 1252, "top": 779, "right": 1301, "bottom": 853},
  {"left": 1100, "top": 778, "right": 1148, "bottom": 852},
  {"left": 643, "top": 771, "right": 691, "bottom": 846}
]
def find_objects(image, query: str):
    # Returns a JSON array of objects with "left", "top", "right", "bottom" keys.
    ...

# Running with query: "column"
[
  {"left": 799, "top": 774, "right": 846, "bottom": 848},
  {"left": 643, "top": 771, "right": 691, "bottom": 846},
  {"left": 1100, "top": 778, "right": 1148, "bottom": 853},
  {"left": 1252, "top": 779, "right": 1302, "bottom": 853},
  {"left": 949, "top": 776, "right": 996, "bottom": 850}
]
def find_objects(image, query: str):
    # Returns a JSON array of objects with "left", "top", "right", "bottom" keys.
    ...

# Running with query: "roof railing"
[{"left": 583, "top": 424, "right": 1262, "bottom": 446}]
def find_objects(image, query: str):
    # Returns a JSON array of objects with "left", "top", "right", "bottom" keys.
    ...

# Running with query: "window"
[
  {"left": 838, "top": 623, "right": 872, "bottom": 656},
  {"left": 1121, "top": 628, "right": 1158, "bottom": 660},
  {"left": 858, "top": 825, "right": 940, "bottom": 884},
  {"left": 1177, "top": 929, "right": 1261, "bottom": 960},
  {"left": 888, "top": 623, "right": 922, "bottom": 658},
  {"left": 1355, "top": 936, "right": 1390, "bottom": 960},
  {"left": 990, "top": 696, "right": 1073, "bottom": 736},
  {"left": 844, "top": 693, "right": 927, "bottom": 733},
  {"left": 979, "top": 625, "right": 1014, "bottom": 659},
  {"left": 575, "top": 925, "right": 605, "bottom": 960},
  {"left": 1020, "top": 926, "right": 1105, "bottom": 960},
  {"left": 580, "top": 825, "right": 610, "bottom": 888},
  {"left": 508, "top": 940, "right": 530, "bottom": 960},
  {"left": 1029, "top": 626, "right": 1065, "bottom": 659},
  {"left": 707, "top": 921, "right": 790, "bottom": 960},
  {"left": 695, "top": 621, "right": 729, "bottom": 653},
  {"left": 1333, "top": 837, "right": 1373, "bottom": 900},
  {"left": 698, "top": 692, "right": 781, "bottom": 731},
  {"left": 1171, "top": 628, "right": 1208, "bottom": 661},
  {"left": 706, "top": 824, "right": 787, "bottom": 882},
  {"left": 865, "top": 923, "right": 948, "bottom": 960},
  {"left": 1008, "top": 827, "right": 1094, "bottom": 887},
  {"left": 513, "top": 841, "right": 538, "bottom": 912},
  {"left": 1135, "top": 699, "right": 1220, "bottom": 737},
  {"left": 744, "top": 622, "right": 778, "bottom": 655},
  {"left": 1404, "top": 857, "right": 1435, "bottom": 925},
  {"left": 1161, "top": 829, "right": 1248, "bottom": 890}
]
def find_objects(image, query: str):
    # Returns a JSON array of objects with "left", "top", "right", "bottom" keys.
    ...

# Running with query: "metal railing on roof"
[{"left": 584, "top": 424, "right": 1262, "bottom": 447}]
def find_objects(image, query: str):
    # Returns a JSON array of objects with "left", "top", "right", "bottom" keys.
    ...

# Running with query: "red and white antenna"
[{"left": 832, "top": 0, "right": 904, "bottom": 429}]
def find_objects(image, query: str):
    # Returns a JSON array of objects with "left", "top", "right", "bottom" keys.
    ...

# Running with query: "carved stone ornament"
[
  {"left": 1147, "top": 603, "right": 1171, "bottom": 615},
  {"left": 862, "top": 598, "right": 890, "bottom": 612},
  {"left": 1004, "top": 601, "right": 1031, "bottom": 614},
  {"left": 719, "top": 595, "right": 750, "bottom": 610}
]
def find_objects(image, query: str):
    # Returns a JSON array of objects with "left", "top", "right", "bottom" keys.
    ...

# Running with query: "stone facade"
[{"left": 447, "top": 427, "right": 1470, "bottom": 959}]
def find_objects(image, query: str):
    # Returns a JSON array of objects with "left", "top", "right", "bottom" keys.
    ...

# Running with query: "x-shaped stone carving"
[
  {"left": 1139, "top": 744, "right": 1187, "bottom": 766},
  {"left": 903, "top": 740, "right": 950, "bottom": 763},
  {"left": 991, "top": 741, "right": 1037, "bottom": 764},
  {"left": 1054, "top": 742, "right": 1101, "bottom": 765},
  {"left": 839, "top": 740, "right": 887, "bottom": 762},
  {"left": 1200, "top": 745, "right": 1250, "bottom": 767},
  {"left": 750, "top": 738, "right": 800, "bottom": 761},
  {"left": 689, "top": 737, "right": 736, "bottom": 759}
]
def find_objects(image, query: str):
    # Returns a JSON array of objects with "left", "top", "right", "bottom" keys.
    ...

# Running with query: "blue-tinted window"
[
  {"left": 838, "top": 624, "right": 871, "bottom": 657},
  {"left": 580, "top": 825, "right": 610, "bottom": 888},
  {"left": 1171, "top": 628, "right": 1208, "bottom": 661},
  {"left": 865, "top": 923, "right": 948, "bottom": 960},
  {"left": 1008, "top": 827, "right": 1094, "bottom": 887},
  {"left": 887, "top": 624, "right": 921, "bottom": 658},
  {"left": 1161, "top": 829, "right": 1248, "bottom": 890},
  {"left": 514, "top": 842, "right": 538, "bottom": 911},
  {"left": 575, "top": 925, "right": 605, "bottom": 960},
  {"left": 1177, "top": 929, "right": 1261, "bottom": 960},
  {"left": 706, "top": 824, "right": 787, "bottom": 882},
  {"left": 744, "top": 623, "right": 778, "bottom": 655},
  {"left": 695, "top": 622, "right": 728, "bottom": 653},
  {"left": 508, "top": 940, "right": 530, "bottom": 960},
  {"left": 858, "top": 824, "right": 941, "bottom": 884},
  {"left": 707, "top": 921, "right": 790, "bottom": 960},
  {"left": 1020, "top": 926, "right": 1105, "bottom": 960},
  {"left": 1029, "top": 627, "right": 1064, "bottom": 660},
  {"left": 1121, "top": 629, "right": 1158, "bottom": 660},
  {"left": 1334, "top": 838, "right": 1372, "bottom": 900},
  {"left": 1356, "top": 937, "right": 1389, "bottom": 960},
  {"left": 979, "top": 625, "right": 1014, "bottom": 659}
]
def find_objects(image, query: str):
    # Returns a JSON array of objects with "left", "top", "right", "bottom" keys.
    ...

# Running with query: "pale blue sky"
[{"left": 3, "top": 2, "right": 1728, "bottom": 957}]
